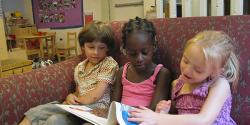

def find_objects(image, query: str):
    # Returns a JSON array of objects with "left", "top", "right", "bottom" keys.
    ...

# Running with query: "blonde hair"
[{"left": 185, "top": 31, "right": 239, "bottom": 90}]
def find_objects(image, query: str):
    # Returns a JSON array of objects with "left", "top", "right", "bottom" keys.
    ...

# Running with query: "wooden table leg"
[{"left": 39, "top": 38, "right": 44, "bottom": 58}]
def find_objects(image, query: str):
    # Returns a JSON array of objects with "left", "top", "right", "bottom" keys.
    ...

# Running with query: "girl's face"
[
  {"left": 81, "top": 41, "right": 108, "bottom": 65},
  {"left": 125, "top": 32, "right": 154, "bottom": 72},
  {"left": 180, "top": 44, "right": 212, "bottom": 84}
]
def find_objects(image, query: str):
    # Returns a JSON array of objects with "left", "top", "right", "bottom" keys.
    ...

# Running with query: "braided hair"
[{"left": 122, "top": 17, "right": 156, "bottom": 49}]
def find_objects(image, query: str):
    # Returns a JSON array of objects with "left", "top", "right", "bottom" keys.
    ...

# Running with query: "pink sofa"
[{"left": 0, "top": 15, "right": 249, "bottom": 125}]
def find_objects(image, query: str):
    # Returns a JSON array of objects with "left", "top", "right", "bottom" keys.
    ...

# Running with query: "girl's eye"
[
  {"left": 183, "top": 59, "right": 188, "bottom": 64},
  {"left": 126, "top": 51, "right": 136, "bottom": 56},
  {"left": 195, "top": 70, "right": 202, "bottom": 73},
  {"left": 99, "top": 47, "right": 105, "bottom": 49},
  {"left": 88, "top": 46, "right": 94, "bottom": 49},
  {"left": 142, "top": 50, "right": 149, "bottom": 55}
]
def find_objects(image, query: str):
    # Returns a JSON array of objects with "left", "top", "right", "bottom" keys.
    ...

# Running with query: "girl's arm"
[
  {"left": 149, "top": 67, "right": 172, "bottom": 110},
  {"left": 77, "top": 81, "right": 110, "bottom": 104},
  {"left": 77, "top": 60, "right": 119, "bottom": 105},
  {"left": 111, "top": 68, "right": 123, "bottom": 102},
  {"left": 130, "top": 77, "right": 231, "bottom": 125}
]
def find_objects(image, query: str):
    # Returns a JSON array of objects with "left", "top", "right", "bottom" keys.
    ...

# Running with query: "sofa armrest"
[{"left": 0, "top": 57, "right": 82, "bottom": 125}]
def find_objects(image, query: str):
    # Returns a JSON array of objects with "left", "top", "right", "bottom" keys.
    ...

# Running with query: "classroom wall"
[
  {"left": 22, "top": 0, "right": 104, "bottom": 54},
  {"left": 0, "top": 18, "right": 8, "bottom": 60},
  {"left": 109, "top": 0, "right": 144, "bottom": 21},
  {"left": 2, "top": 0, "right": 143, "bottom": 57},
  {"left": 2, "top": 0, "right": 25, "bottom": 17}
]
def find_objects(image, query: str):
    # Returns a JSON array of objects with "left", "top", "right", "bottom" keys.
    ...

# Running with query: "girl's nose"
[
  {"left": 136, "top": 53, "right": 143, "bottom": 63},
  {"left": 94, "top": 48, "right": 98, "bottom": 55},
  {"left": 183, "top": 65, "right": 192, "bottom": 76}
]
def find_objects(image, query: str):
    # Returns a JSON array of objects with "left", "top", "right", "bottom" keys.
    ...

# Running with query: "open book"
[{"left": 55, "top": 101, "right": 138, "bottom": 125}]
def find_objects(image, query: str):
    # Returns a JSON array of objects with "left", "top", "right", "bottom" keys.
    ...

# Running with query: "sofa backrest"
[{"left": 110, "top": 15, "right": 250, "bottom": 125}]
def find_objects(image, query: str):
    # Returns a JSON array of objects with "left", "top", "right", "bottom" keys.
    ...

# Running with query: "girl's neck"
[
  {"left": 131, "top": 63, "right": 155, "bottom": 74},
  {"left": 85, "top": 61, "right": 97, "bottom": 72},
  {"left": 126, "top": 63, "right": 156, "bottom": 83}
]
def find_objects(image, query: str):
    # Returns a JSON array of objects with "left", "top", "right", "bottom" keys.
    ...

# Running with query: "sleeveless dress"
[
  {"left": 172, "top": 77, "right": 237, "bottom": 125},
  {"left": 121, "top": 62, "right": 163, "bottom": 107}
]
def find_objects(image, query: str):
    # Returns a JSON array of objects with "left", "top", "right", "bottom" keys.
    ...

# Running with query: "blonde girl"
[{"left": 129, "top": 30, "right": 239, "bottom": 125}]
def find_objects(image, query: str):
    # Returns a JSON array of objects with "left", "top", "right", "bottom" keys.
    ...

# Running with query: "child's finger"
[
  {"left": 74, "top": 97, "right": 81, "bottom": 103},
  {"left": 138, "top": 106, "right": 149, "bottom": 110},
  {"left": 127, "top": 117, "right": 144, "bottom": 123}
]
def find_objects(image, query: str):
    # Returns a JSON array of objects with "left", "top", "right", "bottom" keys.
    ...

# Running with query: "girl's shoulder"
[
  {"left": 157, "top": 66, "right": 169, "bottom": 73},
  {"left": 209, "top": 77, "right": 230, "bottom": 91},
  {"left": 172, "top": 79, "right": 178, "bottom": 88},
  {"left": 156, "top": 66, "right": 171, "bottom": 78},
  {"left": 102, "top": 56, "right": 118, "bottom": 65},
  {"left": 75, "top": 59, "right": 88, "bottom": 69},
  {"left": 98, "top": 56, "right": 119, "bottom": 70}
]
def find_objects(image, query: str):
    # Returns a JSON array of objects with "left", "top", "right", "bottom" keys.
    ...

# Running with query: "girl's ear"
[
  {"left": 120, "top": 44, "right": 126, "bottom": 55},
  {"left": 153, "top": 44, "right": 157, "bottom": 53},
  {"left": 80, "top": 46, "right": 85, "bottom": 55},
  {"left": 211, "top": 67, "right": 224, "bottom": 79}
]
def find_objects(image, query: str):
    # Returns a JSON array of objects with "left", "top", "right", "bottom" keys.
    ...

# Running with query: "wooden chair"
[
  {"left": 56, "top": 32, "right": 78, "bottom": 62},
  {"left": 16, "top": 38, "right": 41, "bottom": 59},
  {"left": 43, "top": 32, "right": 56, "bottom": 58}
]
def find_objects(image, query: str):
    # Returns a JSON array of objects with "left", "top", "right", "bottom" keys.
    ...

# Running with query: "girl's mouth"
[
  {"left": 184, "top": 74, "right": 191, "bottom": 79},
  {"left": 180, "top": 74, "right": 191, "bottom": 81}
]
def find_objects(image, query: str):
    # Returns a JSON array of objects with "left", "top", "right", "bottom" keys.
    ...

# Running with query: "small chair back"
[{"left": 66, "top": 32, "right": 77, "bottom": 48}]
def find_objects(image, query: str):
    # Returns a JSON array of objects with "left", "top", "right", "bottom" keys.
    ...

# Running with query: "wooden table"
[{"left": 16, "top": 34, "right": 56, "bottom": 58}]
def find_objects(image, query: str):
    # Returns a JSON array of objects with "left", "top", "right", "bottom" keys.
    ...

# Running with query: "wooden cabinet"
[{"left": 0, "top": 59, "right": 32, "bottom": 78}]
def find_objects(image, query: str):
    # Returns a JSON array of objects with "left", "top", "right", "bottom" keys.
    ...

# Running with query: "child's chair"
[
  {"left": 17, "top": 38, "right": 41, "bottom": 59},
  {"left": 56, "top": 32, "right": 78, "bottom": 62},
  {"left": 43, "top": 32, "right": 56, "bottom": 58}
]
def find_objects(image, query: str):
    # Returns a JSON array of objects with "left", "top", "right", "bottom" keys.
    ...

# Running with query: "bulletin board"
[{"left": 32, "top": 0, "right": 83, "bottom": 29}]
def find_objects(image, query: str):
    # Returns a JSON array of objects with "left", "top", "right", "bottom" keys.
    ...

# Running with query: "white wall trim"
[
  {"left": 169, "top": 0, "right": 177, "bottom": 18},
  {"left": 182, "top": 0, "right": 192, "bottom": 17},
  {"left": 230, "top": 0, "right": 243, "bottom": 15},
  {"left": 211, "top": 0, "right": 224, "bottom": 16}
]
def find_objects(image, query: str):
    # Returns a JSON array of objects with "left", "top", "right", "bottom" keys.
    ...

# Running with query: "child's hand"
[
  {"left": 128, "top": 106, "right": 158, "bottom": 125},
  {"left": 155, "top": 100, "right": 171, "bottom": 114},
  {"left": 64, "top": 93, "right": 80, "bottom": 105}
]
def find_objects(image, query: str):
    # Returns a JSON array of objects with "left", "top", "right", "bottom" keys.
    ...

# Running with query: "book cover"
[
  {"left": 56, "top": 101, "right": 138, "bottom": 125},
  {"left": 107, "top": 101, "right": 138, "bottom": 125}
]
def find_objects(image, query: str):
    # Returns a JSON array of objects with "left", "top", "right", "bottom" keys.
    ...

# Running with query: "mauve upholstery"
[
  {"left": 110, "top": 16, "right": 250, "bottom": 125},
  {"left": 0, "top": 16, "right": 249, "bottom": 125}
]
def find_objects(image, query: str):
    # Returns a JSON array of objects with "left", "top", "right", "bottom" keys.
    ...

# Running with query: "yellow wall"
[
  {"left": 0, "top": 19, "right": 8, "bottom": 60},
  {"left": 109, "top": 0, "right": 144, "bottom": 21}
]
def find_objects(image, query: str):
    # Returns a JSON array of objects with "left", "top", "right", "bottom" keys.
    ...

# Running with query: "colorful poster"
[{"left": 32, "top": 0, "right": 83, "bottom": 29}]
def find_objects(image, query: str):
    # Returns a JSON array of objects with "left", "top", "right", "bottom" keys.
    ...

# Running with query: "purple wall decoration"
[{"left": 32, "top": 0, "right": 83, "bottom": 29}]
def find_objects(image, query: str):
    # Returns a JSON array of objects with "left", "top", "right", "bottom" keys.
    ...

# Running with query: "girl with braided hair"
[{"left": 112, "top": 17, "right": 172, "bottom": 111}]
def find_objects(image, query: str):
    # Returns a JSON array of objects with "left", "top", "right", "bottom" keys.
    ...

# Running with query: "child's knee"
[{"left": 46, "top": 114, "right": 68, "bottom": 125}]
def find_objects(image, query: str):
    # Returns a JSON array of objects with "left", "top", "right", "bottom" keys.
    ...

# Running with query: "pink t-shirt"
[{"left": 121, "top": 62, "right": 163, "bottom": 107}]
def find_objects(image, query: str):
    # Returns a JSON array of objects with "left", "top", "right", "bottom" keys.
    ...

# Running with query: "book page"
[{"left": 55, "top": 104, "right": 107, "bottom": 125}]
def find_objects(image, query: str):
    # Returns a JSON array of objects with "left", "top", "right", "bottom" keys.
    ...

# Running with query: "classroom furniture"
[
  {"left": 56, "top": 32, "right": 78, "bottom": 61},
  {"left": 0, "top": 59, "right": 32, "bottom": 78},
  {"left": 16, "top": 33, "right": 56, "bottom": 59}
]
